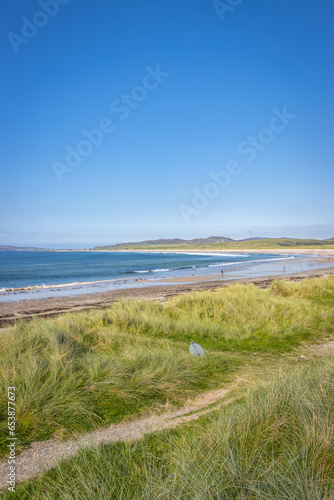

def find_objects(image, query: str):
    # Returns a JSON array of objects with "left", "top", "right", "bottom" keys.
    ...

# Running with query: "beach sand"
[
  {"left": 139, "top": 275, "right": 226, "bottom": 284},
  {"left": 1, "top": 266, "right": 333, "bottom": 327}
]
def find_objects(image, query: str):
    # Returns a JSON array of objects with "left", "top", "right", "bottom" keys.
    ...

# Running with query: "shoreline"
[
  {"left": 1, "top": 266, "right": 333, "bottom": 327},
  {"left": 1, "top": 250, "right": 333, "bottom": 295},
  {"left": 1, "top": 250, "right": 334, "bottom": 309},
  {"left": 0, "top": 250, "right": 304, "bottom": 296}
]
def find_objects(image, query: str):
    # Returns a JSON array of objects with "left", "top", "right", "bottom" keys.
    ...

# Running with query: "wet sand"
[
  {"left": 140, "top": 275, "right": 224, "bottom": 284},
  {"left": 310, "top": 256, "right": 334, "bottom": 263},
  {"left": 0, "top": 266, "right": 333, "bottom": 327},
  {"left": 141, "top": 275, "right": 247, "bottom": 283}
]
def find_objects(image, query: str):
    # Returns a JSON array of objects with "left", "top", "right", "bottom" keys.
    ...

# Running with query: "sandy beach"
[{"left": 1, "top": 265, "right": 333, "bottom": 327}]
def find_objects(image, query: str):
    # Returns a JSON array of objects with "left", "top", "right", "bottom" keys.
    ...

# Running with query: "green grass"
[
  {"left": 14, "top": 354, "right": 334, "bottom": 500},
  {"left": 0, "top": 276, "right": 334, "bottom": 462},
  {"left": 270, "top": 276, "right": 334, "bottom": 306},
  {"left": 104, "top": 279, "right": 334, "bottom": 353},
  {"left": 0, "top": 319, "right": 235, "bottom": 456}
]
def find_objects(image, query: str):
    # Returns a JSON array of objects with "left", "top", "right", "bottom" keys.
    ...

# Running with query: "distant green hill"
[
  {"left": 93, "top": 236, "right": 234, "bottom": 250},
  {"left": 93, "top": 237, "right": 334, "bottom": 251},
  {"left": 1, "top": 237, "right": 333, "bottom": 252}
]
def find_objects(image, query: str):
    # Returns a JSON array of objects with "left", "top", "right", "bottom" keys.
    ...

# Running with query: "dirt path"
[
  {"left": 307, "top": 340, "right": 334, "bottom": 355},
  {"left": 0, "top": 378, "right": 245, "bottom": 490}
]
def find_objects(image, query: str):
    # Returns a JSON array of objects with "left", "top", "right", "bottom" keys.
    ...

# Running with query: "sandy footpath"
[
  {"left": 0, "top": 378, "right": 244, "bottom": 490},
  {"left": 1, "top": 266, "right": 334, "bottom": 327}
]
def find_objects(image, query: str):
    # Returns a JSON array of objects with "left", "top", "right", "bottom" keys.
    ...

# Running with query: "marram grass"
[
  {"left": 0, "top": 276, "right": 334, "bottom": 458},
  {"left": 15, "top": 355, "right": 334, "bottom": 500}
]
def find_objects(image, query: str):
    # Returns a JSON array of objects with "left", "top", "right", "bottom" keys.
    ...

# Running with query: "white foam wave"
[
  {"left": 208, "top": 255, "right": 295, "bottom": 268},
  {"left": 0, "top": 278, "right": 120, "bottom": 292},
  {"left": 0, "top": 254, "right": 297, "bottom": 293},
  {"left": 155, "top": 251, "right": 250, "bottom": 257}
]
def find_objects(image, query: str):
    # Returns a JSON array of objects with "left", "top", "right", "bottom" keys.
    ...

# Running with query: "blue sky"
[{"left": 1, "top": 0, "right": 333, "bottom": 248}]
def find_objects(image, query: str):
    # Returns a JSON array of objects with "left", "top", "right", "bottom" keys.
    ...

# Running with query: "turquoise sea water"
[
  {"left": 0, "top": 250, "right": 287, "bottom": 289},
  {"left": 1, "top": 250, "right": 331, "bottom": 303}
]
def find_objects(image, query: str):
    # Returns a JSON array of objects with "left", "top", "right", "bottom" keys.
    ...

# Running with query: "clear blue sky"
[{"left": 1, "top": 0, "right": 333, "bottom": 248}]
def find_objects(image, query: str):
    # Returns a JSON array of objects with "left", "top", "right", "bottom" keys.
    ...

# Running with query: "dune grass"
[
  {"left": 0, "top": 318, "right": 234, "bottom": 456},
  {"left": 0, "top": 276, "right": 333, "bottom": 460},
  {"left": 14, "top": 354, "right": 334, "bottom": 499},
  {"left": 103, "top": 279, "right": 334, "bottom": 352},
  {"left": 270, "top": 275, "right": 334, "bottom": 306}
]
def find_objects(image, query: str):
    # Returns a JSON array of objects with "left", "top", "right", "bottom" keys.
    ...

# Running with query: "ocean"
[
  {"left": 0, "top": 250, "right": 292, "bottom": 290},
  {"left": 1, "top": 250, "right": 330, "bottom": 303}
]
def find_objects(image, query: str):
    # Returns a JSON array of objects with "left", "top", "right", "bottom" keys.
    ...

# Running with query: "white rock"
[{"left": 189, "top": 341, "right": 205, "bottom": 356}]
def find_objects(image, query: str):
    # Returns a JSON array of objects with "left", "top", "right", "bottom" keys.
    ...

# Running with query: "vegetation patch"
[
  {"left": 0, "top": 276, "right": 333, "bottom": 458},
  {"left": 15, "top": 355, "right": 334, "bottom": 499}
]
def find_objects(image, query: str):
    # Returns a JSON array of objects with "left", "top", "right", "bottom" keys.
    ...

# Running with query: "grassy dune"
[
  {"left": 1, "top": 276, "right": 334, "bottom": 460},
  {"left": 0, "top": 318, "right": 234, "bottom": 456},
  {"left": 15, "top": 355, "right": 334, "bottom": 499},
  {"left": 1, "top": 276, "right": 334, "bottom": 498}
]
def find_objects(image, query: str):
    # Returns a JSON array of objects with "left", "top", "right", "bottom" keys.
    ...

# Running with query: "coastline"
[
  {"left": 1, "top": 266, "right": 333, "bottom": 327},
  {"left": 88, "top": 248, "right": 334, "bottom": 255},
  {"left": 0, "top": 250, "right": 307, "bottom": 297}
]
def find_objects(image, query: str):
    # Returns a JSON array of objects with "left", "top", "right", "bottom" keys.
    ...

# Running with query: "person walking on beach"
[{"left": 221, "top": 269, "right": 224, "bottom": 277}]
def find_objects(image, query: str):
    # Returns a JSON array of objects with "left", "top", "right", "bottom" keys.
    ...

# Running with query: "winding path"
[{"left": 0, "top": 378, "right": 244, "bottom": 490}]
